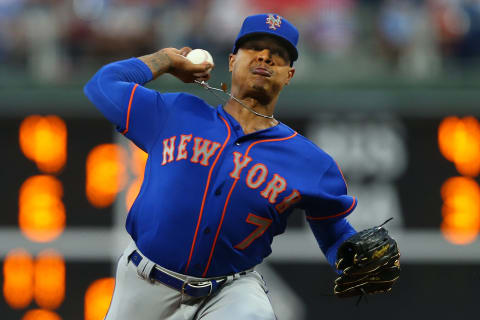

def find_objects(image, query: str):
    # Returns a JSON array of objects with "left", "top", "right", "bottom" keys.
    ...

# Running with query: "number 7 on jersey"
[{"left": 234, "top": 213, "right": 272, "bottom": 250}]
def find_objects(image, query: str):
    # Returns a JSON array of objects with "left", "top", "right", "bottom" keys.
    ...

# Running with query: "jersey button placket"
[
  {"left": 191, "top": 151, "right": 232, "bottom": 275},
  {"left": 214, "top": 181, "right": 224, "bottom": 196},
  {"left": 197, "top": 143, "right": 242, "bottom": 276}
]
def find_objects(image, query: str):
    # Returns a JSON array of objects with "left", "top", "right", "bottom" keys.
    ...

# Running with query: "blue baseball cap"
[{"left": 233, "top": 14, "right": 299, "bottom": 65}]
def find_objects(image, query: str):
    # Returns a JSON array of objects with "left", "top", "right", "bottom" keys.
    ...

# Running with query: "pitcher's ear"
[
  {"left": 285, "top": 67, "right": 295, "bottom": 85},
  {"left": 228, "top": 53, "right": 236, "bottom": 72}
]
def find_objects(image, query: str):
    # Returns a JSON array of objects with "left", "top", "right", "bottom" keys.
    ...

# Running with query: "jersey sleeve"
[
  {"left": 119, "top": 86, "right": 181, "bottom": 152},
  {"left": 308, "top": 217, "right": 356, "bottom": 271},
  {"left": 83, "top": 58, "right": 180, "bottom": 152},
  {"left": 304, "top": 159, "right": 357, "bottom": 222}
]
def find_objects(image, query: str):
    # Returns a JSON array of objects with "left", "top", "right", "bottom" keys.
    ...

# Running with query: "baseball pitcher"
[{"left": 84, "top": 13, "right": 400, "bottom": 320}]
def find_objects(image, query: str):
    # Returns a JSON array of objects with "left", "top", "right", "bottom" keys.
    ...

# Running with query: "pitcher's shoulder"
[{"left": 281, "top": 125, "right": 334, "bottom": 163}]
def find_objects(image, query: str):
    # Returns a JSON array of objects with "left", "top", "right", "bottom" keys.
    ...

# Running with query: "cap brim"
[{"left": 234, "top": 32, "right": 298, "bottom": 64}]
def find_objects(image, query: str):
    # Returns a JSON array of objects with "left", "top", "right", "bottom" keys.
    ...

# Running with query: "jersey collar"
[{"left": 217, "top": 105, "right": 294, "bottom": 141}]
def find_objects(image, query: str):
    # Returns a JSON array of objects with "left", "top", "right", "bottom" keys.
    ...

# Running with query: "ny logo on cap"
[{"left": 266, "top": 14, "right": 282, "bottom": 30}]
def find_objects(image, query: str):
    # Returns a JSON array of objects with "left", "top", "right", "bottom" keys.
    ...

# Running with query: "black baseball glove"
[{"left": 334, "top": 222, "right": 400, "bottom": 298}]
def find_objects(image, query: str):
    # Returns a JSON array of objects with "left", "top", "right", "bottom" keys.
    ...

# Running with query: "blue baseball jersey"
[{"left": 84, "top": 58, "right": 357, "bottom": 278}]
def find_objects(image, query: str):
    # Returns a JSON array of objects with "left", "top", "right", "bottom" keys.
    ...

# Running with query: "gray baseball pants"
[{"left": 105, "top": 241, "right": 276, "bottom": 320}]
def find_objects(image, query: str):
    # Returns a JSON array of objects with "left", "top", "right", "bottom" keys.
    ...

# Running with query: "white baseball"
[{"left": 186, "top": 49, "right": 214, "bottom": 65}]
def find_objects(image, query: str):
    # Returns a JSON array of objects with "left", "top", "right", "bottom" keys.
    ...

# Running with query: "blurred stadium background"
[{"left": 1, "top": 0, "right": 480, "bottom": 319}]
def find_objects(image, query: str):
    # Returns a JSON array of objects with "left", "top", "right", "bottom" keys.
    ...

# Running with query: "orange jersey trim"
[
  {"left": 185, "top": 116, "right": 231, "bottom": 273},
  {"left": 334, "top": 160, "right": 348, "bottom": 189},
  {"left": 202, "top": 131, "right": 298, "bottom": 276},
  {"left": 202, "top": 178, "right": 239, "bottom": 276},
  {"left": 121, "top": 84, "right": 139, "bottom": 135},
  {"left": 306, "top": 196, "right": 356, "bottom": 221}
]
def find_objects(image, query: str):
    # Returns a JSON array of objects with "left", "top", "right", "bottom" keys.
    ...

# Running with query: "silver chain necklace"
[{"left": 194, "top": 80, "right": 275, "bottom": 120}]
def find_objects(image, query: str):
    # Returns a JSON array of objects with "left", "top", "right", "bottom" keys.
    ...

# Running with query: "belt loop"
[
  {"left": 181, "top": 282, "right": 186, "bottom": 294},
  {"left": 208, "top": 282, "right": 213, "bottom": 296},
  {"left": 136, "top": 256, "right": 155, "bottom": 282},
  {"left": 180, "top": 281, "right": 189, "bottom": 300}
]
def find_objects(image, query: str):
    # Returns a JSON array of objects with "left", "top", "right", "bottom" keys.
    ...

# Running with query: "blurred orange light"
[
  {"left": 34, "top": 250, "right": 65, "bottom": 310},
  {"left": 22, "top": 309, "right": 62, "bottom": 320},
  {"left": 129, "top": 141, "right": 148, "bottom": 177},
  {"left": 441, "top": 177, "right": 480, "bottom": 244},
  {"left": 438, "top": 116, "right": 480, "bottom": 177},
  {"left": 125, "top": 142, "right": 147, "bottom": 210},
  {"left": 126, "top": 177, "right": 143, "bottom": 211},
  {"left": 19, "top": 115, "right": 67, "bottom": 173},
  {"left": 86, "top": 144, "right": 127, "bottom": 208},
  {"left": 19, "top": 175, "right": 66, "bottom": 242},
  {"left": 84, "top": 278, "right": 115, "bottom": 320},
  {"left": 3, "top": 249, "right": 34, "bottom": 309}
]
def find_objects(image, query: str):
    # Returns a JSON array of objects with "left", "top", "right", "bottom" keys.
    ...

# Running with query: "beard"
[
  {"left": 249, "top": 75, "right": 284, "bottom": 105},
  {"left": 248, "top": 83, "right": 272, "bottom": 105}
]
